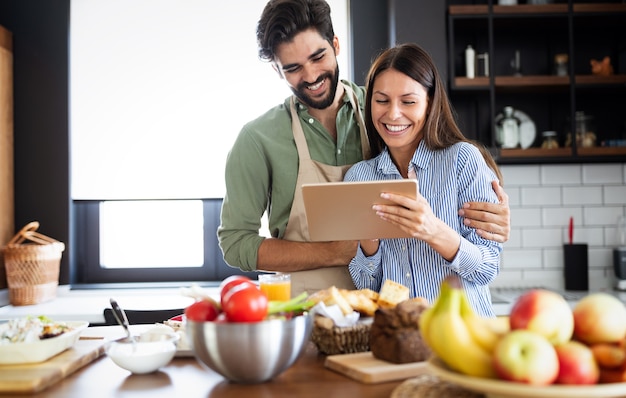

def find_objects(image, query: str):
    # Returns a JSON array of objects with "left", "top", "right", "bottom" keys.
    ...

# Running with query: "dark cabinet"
[{"left": 447, "top": 1, "right": 626, "bottom": 164}]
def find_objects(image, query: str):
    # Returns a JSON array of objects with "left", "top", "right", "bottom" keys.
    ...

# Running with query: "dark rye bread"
[{"left": 370, "top": 298, "right": 432, "bottom": 364}]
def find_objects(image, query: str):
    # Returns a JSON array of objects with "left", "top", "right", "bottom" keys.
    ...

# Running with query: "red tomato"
[
  {"left": 168, "top": 314, "right": 184, "bottom": 322},
  {"left": 222, "top": 283, "right": 268, "bottom": 322},
  {"left": 219, "top": 275, "right": 255, "bottom": 307},
  {"left": 184, "top": 298, "right": 220, "bottom": 322}
]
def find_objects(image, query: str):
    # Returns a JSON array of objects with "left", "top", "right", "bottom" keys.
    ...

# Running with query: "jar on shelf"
[
  {"left": 541, "top": 131, "right": 559, "bottom": 149},
  {"left": 554, "top": 53, "right": 568, "bottom": 76},
  {"left": 565, "top": 111, "right": 596, "bottom": 148},
  {"left": 496, "top": 106, "right": 521, "bottom": 149}
]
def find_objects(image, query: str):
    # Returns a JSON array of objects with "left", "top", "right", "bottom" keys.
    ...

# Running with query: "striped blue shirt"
[{"left": 344, "top": 140, "right": 502, "bottom": 317}]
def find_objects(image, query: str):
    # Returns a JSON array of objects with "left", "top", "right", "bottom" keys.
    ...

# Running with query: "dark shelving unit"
[{"left": 447, "top": 1, "right": 626, "bottom": 164}]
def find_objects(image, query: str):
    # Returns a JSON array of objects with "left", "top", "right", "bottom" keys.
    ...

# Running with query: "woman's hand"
[
  {"left": 373, "top": 188, "right": 460, "bottom": 261},
  {"left": 459, "top": 181, "right": 510, "bottom": 243}
]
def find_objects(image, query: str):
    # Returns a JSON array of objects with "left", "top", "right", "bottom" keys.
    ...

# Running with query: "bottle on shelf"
[
  {"left": 465, "top": 45, "right": 475, "bottom": 79},
  {"left": 496, "top": 106, "right": 521, "bottom": 149}
]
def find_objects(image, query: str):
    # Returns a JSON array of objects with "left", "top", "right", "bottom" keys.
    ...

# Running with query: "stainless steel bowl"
[{"left": 186, "top": 314, "right": 313, "bottom": 383}]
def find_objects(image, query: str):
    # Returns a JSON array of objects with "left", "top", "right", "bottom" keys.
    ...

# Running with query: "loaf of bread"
[{"left": 370, "top": 298, "right": 432, "bottom": 364}]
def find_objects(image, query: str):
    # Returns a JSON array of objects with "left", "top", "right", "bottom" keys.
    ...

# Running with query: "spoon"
[{"left": 109, "top": 298, "right": 136, "bottom": 344}]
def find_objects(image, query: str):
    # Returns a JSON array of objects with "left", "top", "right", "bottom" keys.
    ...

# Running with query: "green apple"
[
  {"left": 493, "top": 330, "right": 559, "bottom": 385},
  {"left": 509, "top": 289, "right": 574, "bottom": 345},
  {"left": 554, "top": 340, "right": 600, "bottom": 385},
  {"left": 573, "top": 293, "right": 626, "bottom": 345}
]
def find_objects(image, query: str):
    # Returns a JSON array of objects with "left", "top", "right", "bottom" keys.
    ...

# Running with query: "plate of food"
[
  {"left": 0, "top": 316, "right": 89, "bottom": 364},
  {"left": 427, "top": 356, "right": 626, "bottom": 398}
]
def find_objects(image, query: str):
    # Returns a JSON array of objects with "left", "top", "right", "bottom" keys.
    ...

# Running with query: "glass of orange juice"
[{"left": 258, "top": 273, "right": 291, "bottom": 301}]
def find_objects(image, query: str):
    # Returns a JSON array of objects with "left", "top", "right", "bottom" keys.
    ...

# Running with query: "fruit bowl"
[
  {"left": 186, "top": 314, "right": 313, "bottom": 384},
  {"left": 427, "top": 356, "right": 626, "bottom": 398}
]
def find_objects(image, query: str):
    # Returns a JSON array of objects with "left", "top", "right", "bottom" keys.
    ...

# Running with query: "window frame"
[{"left": 72, "top": 199, "right": 253, "bottom": 284}]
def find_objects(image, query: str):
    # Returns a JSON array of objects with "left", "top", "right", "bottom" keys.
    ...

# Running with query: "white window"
[{"left": 70, "top": 0, "right": 350, "bottom": 278}]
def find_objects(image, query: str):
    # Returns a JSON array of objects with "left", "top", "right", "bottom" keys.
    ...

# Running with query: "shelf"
[
  {"left": 577, "top": 147, "right": 626, "bottom": 156},
  {"left": 449, "top": 3, "right": 626, "bottom": 16},
  {"left": 573, "top": 3, "right": 626, "bottom": 13},
  {"left": 448, "top": 2, "right": 626, "bottom": 165},
  {"left": 453, "top": 77, "right": 490, "bottom": 88},
  {"left": 499, "top": 148, "right": 572, "bottom": 158},
  {"left": 493, "top": 4, "right": 568, "bottom": 14},
  {"left": 575, "top": 75, "right": 626, "bottom": 85},
  {"left": 449, "top": 5, "right": 489, "bottom": 15},
  {"left": 498, "top": 147, "right": 626, "bottom": 160},
  {"left": 454, "top": 75, "right": 626, "bottom": 89},
  {"left": 495, "top": 75, "right": 570, "bottom": 87}
]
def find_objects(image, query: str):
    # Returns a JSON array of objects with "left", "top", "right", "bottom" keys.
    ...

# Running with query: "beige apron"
[{"left": 284, "top": 83, "right": 370, "bottom": 296}]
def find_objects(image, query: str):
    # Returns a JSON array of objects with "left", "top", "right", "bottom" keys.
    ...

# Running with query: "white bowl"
[{"left": 106, "top": 333, "right": 179, "bottom": 374}]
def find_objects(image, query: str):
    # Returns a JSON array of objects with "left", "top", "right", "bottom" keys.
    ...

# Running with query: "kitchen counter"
[
  {"left": 0, "top": 285, "right": 201, "bottom": 325},
  {"left": 23, "top": 326, "right": 403, "bottom": 398},
  {"left": 2, "top": 285, "right": 623, "bottom": 324}
]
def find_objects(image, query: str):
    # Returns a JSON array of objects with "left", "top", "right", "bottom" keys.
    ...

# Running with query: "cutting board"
[
  {"left": 0, "top": 337, "right": 107, "bottom": 394},
  {"left": 325, "top": 352, "right": 430, "bottom": 384}
]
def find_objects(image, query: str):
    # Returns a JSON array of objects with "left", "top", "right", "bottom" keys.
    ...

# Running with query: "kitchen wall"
[
  {"left": 0, "top": 1, "right": 624, "bottom": 298},
  {"left": 495, "top": 163, "right": 626, "bottom": 291}
]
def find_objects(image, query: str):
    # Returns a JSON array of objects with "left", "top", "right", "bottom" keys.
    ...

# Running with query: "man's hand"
[{"left": 459, "top": 181, "right": 510, "bottom": 243}]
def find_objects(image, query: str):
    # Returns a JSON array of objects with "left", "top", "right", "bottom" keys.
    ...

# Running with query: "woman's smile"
[{"left": 384, "top": 123, "right": 411, "bottom": 135}]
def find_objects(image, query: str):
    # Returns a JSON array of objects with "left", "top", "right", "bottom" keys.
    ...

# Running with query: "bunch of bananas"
[{"left": 419, "top": 275, "right": 509, "bottom": 379}]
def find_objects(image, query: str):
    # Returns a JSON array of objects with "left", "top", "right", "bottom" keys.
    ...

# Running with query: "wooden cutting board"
[
  {"left": 325, "top": 352, "right": 430, "bottom": 384},
  {"left": 0, "top": 337, "right": 107, "bottom": 394}
]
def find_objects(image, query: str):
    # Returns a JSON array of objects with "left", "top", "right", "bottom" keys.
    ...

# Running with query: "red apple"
[
  {"left": 554, "top": 340, "right": 600, "bottom": 385},
  {"left": 509, "top": 289, "right": 574, "bottom": 345},
  {"left": 493, "top": 330, "right": 559, "bottom": 385},
  {"left": 573, "top": 293, "right": 626, "bottom": 345}
]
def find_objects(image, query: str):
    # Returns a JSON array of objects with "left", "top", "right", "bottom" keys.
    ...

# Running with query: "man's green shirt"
[{"left": 218, "top": 80, "right": 366, "bottom": 271}]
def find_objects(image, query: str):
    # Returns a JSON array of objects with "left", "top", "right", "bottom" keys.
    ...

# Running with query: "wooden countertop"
[{"left": 21, "top": 326, "right": 403, "bottom": 398}]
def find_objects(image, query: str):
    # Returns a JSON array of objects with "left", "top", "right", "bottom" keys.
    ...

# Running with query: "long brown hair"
[{"left": 364, "top": 43, "right": 503, "bottom": 183}]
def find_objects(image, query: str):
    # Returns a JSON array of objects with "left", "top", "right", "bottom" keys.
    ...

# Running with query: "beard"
[{"left": 291, "top": 64, "right": 340, "bottom": 110}]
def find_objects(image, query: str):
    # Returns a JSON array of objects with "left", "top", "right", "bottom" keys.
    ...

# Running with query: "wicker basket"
[
  {"left": 310, "top": 315, "right": 372, "bottom": 355},
  {"left": 2, "top": 221, "right": 65, "bottom": 306}
]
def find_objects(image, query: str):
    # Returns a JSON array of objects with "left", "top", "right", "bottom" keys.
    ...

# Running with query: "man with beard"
[{"left": 217, "top": 0, "right": 511, "bottom": 296}]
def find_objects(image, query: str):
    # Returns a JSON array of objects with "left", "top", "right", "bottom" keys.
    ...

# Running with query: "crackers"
[{"left": 308, "top": 280, "right": 412, "bottom": 316}]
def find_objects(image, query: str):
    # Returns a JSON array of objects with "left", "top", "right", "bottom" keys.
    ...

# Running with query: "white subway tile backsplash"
[
  {"left": 501, "top": 249, "right": 542, "bottom": 268},
  {"left": 542, "top": 207, "right": 583, "bottom": 227},
  {"left": 562, "top": 186, "right": 602, "bottom": 205},
  {"left": 521, "top": 186, "right": 562, "bottom": 206},
  {"left": 504, "top": 186, "right": 521, "bottom": 206},
  {"left": 504, "top": 228, "right": 522, "bottom": 249},
  {"left": 492, "top": 163, "right": 625, "bottom": 292},
  {"left": 583, "top": 206, "right": 624, "bottom": 226},
  {"left": 501, "top": 165, "right": 540, "bottom": 186},
  {"left": 541, "top": 164, "right": 582, "bottom": 185},
  {"left": 491, "top": 270, "right": 525, "bottom": 287},
  {"left": 568, "top": 227, "right": 604, "bottom": 246},
  {"left": 543, "top": 248, "right": 563, "bottom": 268},
  {"left": 582, "top": 164, "right": 624, "bottom": 184},
  {"left": 511, "top": 208, "right": 541, "bottom": 227},
  {"left": 522, "top": 227, "right": 563, "bottom": 248},
  {"left": 589, "top": 248, "right": 613, "bottom": 270},
  {"left": 605, "top": 226, "right": 625, "bottom": 247},
  {"left": 520, "top": 269, "right": 564, "bottom": 289},
  {"left": 604, "top": 186, "right": 626, "bottom": 205}
]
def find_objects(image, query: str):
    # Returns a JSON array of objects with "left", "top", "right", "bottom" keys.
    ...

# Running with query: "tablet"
[{"left": 302, "top": 179, "right": 418, "bottom": 241}]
